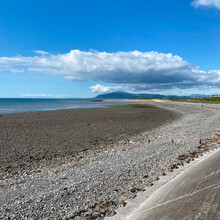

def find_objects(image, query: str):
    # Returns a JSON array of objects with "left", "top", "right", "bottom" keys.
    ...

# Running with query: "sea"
[{"left": 0, "top": 98, "right": 122, "bottom": 114}]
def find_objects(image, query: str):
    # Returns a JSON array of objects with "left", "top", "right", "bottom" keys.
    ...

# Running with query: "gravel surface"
[
  {"left": 1, "top": 100, "right": 220, "bottom": 219},
  {"left": 0, "top": 106, "right": 176, "bottom": 177}
]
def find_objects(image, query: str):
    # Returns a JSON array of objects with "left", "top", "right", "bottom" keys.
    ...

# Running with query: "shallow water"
[{"left": 0, "top": 98, "right": 122, "bottom": 114}]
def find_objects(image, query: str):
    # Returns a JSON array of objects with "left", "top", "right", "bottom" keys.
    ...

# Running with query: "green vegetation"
[
  {"left": 132, "top": 97, "right": 220, "bottom": 104},
  {"left": 131, "top": 97, "right": 156, "bottom": 100},
  {"left": 54, "top": 108, "right": 72, "bottom": 111},
  {"left": 90, "top": 100, "right": 103, "bottom": 102},
  {"left": 110, "top": 104, "right": 155, "bottom": 108},
  {"left": 168, "top": 97, "right": 220, "bottom": 104}
]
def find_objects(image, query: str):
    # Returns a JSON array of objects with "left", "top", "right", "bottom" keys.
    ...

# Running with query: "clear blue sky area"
[{"left": 0, "top": 0, "right": 220, "bottom": 97}]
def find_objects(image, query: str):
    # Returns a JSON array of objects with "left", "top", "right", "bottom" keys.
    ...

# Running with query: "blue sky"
[{"left": 0, "top": 0, "right": 220, "bottom": 98}]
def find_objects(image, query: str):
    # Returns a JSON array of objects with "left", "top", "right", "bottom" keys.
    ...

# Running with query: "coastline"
[
  {"left": 0, "top": 98, "right": 123, "bottom": 114},
  {"left": 0, "top": 105, "right": 178, "bottom": 178},
  {"left": 1, "top": 100, "right": 220, "bottom": 219}
]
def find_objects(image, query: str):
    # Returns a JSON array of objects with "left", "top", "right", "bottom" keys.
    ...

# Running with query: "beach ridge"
[{"left": 1, "top": 100, "right": 220, "bottom": 219}]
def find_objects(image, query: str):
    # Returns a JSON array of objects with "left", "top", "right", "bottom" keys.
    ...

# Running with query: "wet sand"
[{"left": 0, "top": 106, "right": 179, "bottom": 177}]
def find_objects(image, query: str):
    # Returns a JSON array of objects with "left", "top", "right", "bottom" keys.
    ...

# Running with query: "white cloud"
[
  {"left": 90, "top": 84, "right": 122, "bottom": 93},
  {"left": 191, "top": 0, "right": 220, "bottom": 9},
  {"left": 34, "top": 50, "right": 49, "bottom": 55},
  {"left": 0, "top": 49, "right": 220, "bottom": 91},
  {"left": 21, "top": 94, "right": 52, "bottom": 97}
]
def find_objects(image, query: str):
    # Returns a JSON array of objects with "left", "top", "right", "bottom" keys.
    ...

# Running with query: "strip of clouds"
[
  {"left": 191, "top": 0, "right": 220, "bottom": 9},
  {"left": 90, "top": 84, "right": 122, "bottom": 93},
  {"left": 0, "top": 49, "right": 220, "bottom": 92},
  {"left": 34, "top": 50, "right": 49, "bottom": 55},
  {"left": 21, "top": 94, "right": 52, "bottom": 97}
]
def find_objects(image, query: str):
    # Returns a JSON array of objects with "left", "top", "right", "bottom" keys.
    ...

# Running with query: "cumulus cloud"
[
  {"left": 90, "top": 84, "right": 122, "bottom": 93},
  {"left": 191, "top": 0, "right": 220, "bottom": 9},
  {"left": 0, "top": 49, "right": 220, "bottom": 91}
]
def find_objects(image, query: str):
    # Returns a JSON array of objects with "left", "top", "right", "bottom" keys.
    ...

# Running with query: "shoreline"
[
  {"left": 0, "top": 98, "right": 123, "bottom": 115},
  {"left": 1, "top": 100, "right": 220, "bottom": 219},
  {"left": 0, "top": 105, "right": 178, "bottom": 178}
]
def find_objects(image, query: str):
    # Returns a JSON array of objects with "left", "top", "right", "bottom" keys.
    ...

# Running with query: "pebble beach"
[{"left": 1, "top": 100, "right": 220, "bottom": 219}]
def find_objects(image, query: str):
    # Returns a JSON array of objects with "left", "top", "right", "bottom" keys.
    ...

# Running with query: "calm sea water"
[{"left": 0, "top": 98, "right": 121, "bottom": 114}]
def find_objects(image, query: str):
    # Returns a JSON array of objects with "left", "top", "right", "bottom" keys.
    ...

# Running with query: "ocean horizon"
[{"left": 0, "top": 98, "right": 121, "bottom": 114}]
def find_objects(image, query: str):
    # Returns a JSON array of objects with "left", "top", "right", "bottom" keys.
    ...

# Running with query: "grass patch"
[
  {"left": 110, "top": 104, "right": 155, "bottom": 108},
  {"left": 131, "top": 97, "right": 220, "bottom": 104},
  {"left": 54, "top": 108, "right": 73, "bottom": 111},
  {"left": 131, "top": 97, "right": 157, "bottom": 100},
  {"left": 168, "top": 97, "right": 220, "bottom": 104},
  {"left": 90, "top": 100, "right": 103, "bottom": 102}
]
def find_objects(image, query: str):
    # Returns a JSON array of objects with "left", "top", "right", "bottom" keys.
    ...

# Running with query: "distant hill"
[
  {"left": 93, "top": 91, "right": 210, "bottom": 99},
  {"left": 94, "top": 91, "right": 183, "bottom": 99}
]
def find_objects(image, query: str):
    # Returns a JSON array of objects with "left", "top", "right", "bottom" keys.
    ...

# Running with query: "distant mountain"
[
  {"left": 189, "top": 94, "right": 210, "bottom": 98},
  {"left": 94, "top": 91, "right": 164, "bottom": 99},
  {"left": 93, "top": 91, "right": 209, "bottom": 99}
]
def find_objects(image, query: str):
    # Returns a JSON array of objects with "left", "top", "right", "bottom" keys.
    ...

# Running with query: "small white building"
[{"left": 211, "top": 94, "right": 220, "bottom": 98}]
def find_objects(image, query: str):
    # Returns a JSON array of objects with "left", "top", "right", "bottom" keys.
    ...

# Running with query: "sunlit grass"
[
  {"left": 168, "top": 97, "right": 220, "bottom": 104},
  {"left": 110, "top": 104, "right": 155, "bottom": 108},
  {"left": 132, "top": 97, "right": 220, "bottom": 104}
]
